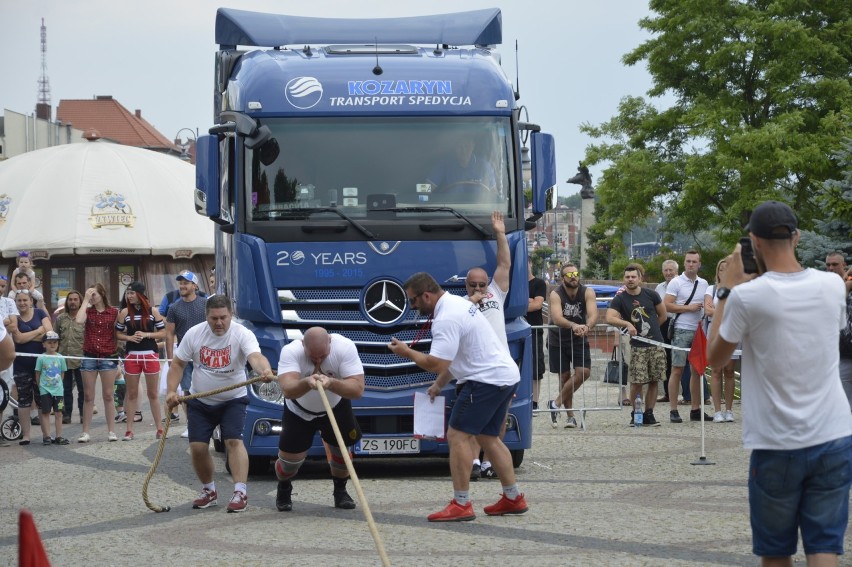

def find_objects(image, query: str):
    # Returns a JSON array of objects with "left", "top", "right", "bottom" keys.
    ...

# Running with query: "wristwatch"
[{"left": 715, "top": 287, "right": 731, "bottom": 300}]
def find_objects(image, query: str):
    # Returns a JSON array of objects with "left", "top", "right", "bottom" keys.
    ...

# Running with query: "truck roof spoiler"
[{"left": 215, "top": 7, "right": 502, "bottom": 49}]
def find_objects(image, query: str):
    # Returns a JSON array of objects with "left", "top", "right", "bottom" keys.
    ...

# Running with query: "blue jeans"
[
  {"left": 749, "top": 435, "right": 852, "bottom": 557},
  {"left": 180, "top": 362, "right": 193, "bottom": 393}
]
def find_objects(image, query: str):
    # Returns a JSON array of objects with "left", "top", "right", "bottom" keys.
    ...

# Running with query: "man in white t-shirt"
[
  {"left": 273, "top": 327, "right": 365, "bottom": 513},
  {"left": 461, "top": 210, "right": 510, "bottom": 480},
  {"left": 654, "top": 259, "right": 677, "bottom": 402},
  {"left": 665, "top": 250, "right": 710, "bottom": 423},
  {"left": 389, "top": 272, "right": 527, "bottom": 522},
  {"left": 708, "top": 200, "right": 852, "bottom": 564},
  {"left": 165, "top": 295, "right": 274, "bottom": 514}
]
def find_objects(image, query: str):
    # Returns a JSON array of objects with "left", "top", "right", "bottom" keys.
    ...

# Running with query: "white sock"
[
  {"left": 203, "top": 482, "right": 216, "bottom": 492},
  {"left": 234, "top": 482, "right": 247, "bottom": 495}
]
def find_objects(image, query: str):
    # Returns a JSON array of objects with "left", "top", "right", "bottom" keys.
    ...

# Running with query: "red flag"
[
  {"left": 19, "top": 509, "right": 51, "bottom": 567},
  {"left": 688, "top": 322, "right": 708, "bottom": 374}
]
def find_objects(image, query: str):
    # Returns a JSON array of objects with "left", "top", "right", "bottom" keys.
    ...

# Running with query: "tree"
[
  {"left": 581, "top": 0, "right": 851, "bottom": 247},
  {"left": 798, "top": 137, "right": 852, "bottom": 266}
]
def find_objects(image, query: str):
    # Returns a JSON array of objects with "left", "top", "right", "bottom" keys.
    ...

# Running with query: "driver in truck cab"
[{"left": 426, "top": 135, "right": 496, "bottom": 197}]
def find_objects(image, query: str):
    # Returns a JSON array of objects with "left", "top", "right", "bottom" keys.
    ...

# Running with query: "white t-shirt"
[
  {"left": 429, "top": 293, "right": 519, "bottom": 387},
  {"left": 666, "top": 273, "right": 708, "bottom": 330},
  {"left": 174, "top": 321, "right": 261, "bottom": 405},
  {"left": 655, "top": 281, "right": 674, "bottom": 319},
  {"left": 464, "top": 280, "right": 509, "bottom": 352},
  {"left": 0, "top": 296, "right": 19, "bottom": 322},
  {"left": 720, "top": 269, "right": 852, "bottom": 450},
  {"left": 277, "top": 334, "right": 364, "bottom": 421}
]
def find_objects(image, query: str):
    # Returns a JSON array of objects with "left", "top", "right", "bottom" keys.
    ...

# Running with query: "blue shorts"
[
  {"left": 81, "top": 354, "right": 119, "bottom": 372},
  {"left": 749, "top": 435, "right": 852, "bottom": 557},
  {"left": 449, "top": 381, "right": 516, "bottom": 437},
  {"left": 186, "top": 397, "right": 248, "bottom": 443}
]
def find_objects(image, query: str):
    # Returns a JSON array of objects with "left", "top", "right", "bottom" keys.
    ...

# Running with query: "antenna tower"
[{"left": 36, "top": 17, "right": 52, "bottom": 120}]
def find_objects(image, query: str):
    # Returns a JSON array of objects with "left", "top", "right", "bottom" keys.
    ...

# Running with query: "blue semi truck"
[{"left": 195, "top": 7, "right": 556, "bottom": 473}]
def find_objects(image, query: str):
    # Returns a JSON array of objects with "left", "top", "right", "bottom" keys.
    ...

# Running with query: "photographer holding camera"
[{"left": 708, "top": 200, "right": 852, "bottom": 566}]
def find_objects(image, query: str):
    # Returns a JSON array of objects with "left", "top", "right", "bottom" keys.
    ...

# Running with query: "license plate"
[{"left": 356, "top": 437, "right": 420, "bottom": 455}]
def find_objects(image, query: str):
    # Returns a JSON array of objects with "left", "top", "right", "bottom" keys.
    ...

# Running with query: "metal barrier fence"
[{"left": 532, "top": 323, "right": 631, "bottom": 430}]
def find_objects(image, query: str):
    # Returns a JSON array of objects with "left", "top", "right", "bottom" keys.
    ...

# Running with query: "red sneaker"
[
  {"left": 192, "top": 488, "right": 218, "bottom": 509},
  {"left": 226, "top": 491, "right": 248, "bottom": 513},
  {"left": 427, "top": 500, "right": 475, "bottom": 522},
  {"left": 484, "top": 493, "right": 528, "bottom": 516}
]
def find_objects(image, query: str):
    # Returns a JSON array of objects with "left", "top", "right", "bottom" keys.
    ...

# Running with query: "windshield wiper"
[
  {"left": 261, "top": 207, "right": 375, "bottom": 239},
  {"left": 370, "top": 207, "right": 490, "bottom": 238}
]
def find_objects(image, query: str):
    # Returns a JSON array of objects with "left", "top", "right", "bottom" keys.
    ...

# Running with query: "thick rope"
[
  {"left": 142, "top": 374, "right": 265, "bottom": 513},
  {"left": 315, "top": 382, "right": 391, "bottom": 567}
]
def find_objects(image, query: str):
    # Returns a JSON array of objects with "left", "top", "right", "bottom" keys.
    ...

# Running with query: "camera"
[{"left": 739, "top": 237, "right": 758, "bottom": 274}]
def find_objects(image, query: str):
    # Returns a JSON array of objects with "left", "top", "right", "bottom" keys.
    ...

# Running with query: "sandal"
[
  {"left": 622, "top": 399, "right": 632, "bottom": 407},
  {"left": 133, "top": 411, "right": 143, "bottom": 423}
]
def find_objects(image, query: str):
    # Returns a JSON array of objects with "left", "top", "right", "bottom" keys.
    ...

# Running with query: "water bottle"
[{"left": 634, "top": 394, "right": 644, "bottom": 427}]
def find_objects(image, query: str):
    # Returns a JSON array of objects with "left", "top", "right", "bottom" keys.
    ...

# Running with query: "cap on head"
[
  {"left": 176, "top": 271, "right": 199, "bottom": 286},
  {"left": 126, "top": 281, "right": 146, "bottom": 294},
  {"left": 746, "top": 200, "right": 798, "bottom": 239},
  {"left": 44, "top": 331, "right": 59, "bottom": 341}
]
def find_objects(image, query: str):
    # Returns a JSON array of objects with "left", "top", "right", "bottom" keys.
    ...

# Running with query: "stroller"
[{"left": 0, "top": 378, "right": 22, "bottom": 442}]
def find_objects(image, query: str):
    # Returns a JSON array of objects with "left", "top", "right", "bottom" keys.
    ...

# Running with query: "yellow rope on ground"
[{"left": 142, "top": 374, "right": 265, "bottom": 513}]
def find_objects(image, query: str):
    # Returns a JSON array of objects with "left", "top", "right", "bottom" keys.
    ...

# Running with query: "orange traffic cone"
[{"left": 18, "top": 509, "right": 51, "bottom": 567}]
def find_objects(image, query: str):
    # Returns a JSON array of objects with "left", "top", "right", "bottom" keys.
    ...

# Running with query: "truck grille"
[{"left": 278, "top": 286, "right": 467, "bottom": 391}]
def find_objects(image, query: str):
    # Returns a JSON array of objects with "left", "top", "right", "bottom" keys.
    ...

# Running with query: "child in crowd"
[
  {"left": 36, "top": 331, "right": 68, "bottom": 445},
  {"left": 11, "top": 251, "right": 37, "bottom": 292},
  {"left": 114, "top": 366, "right": 127, "bottom": 422}
]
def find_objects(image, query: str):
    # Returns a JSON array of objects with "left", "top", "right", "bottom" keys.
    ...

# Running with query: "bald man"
[
  {"left": 458, "top": 210, "right": 511, "bottom": 480},
  {"left": 274, "top": 327, "right": 366, "bottom": 513}
]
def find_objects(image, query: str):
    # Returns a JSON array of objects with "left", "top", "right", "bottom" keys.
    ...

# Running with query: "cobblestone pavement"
[{"left": 1, "top": 388, "right": 849, "bottom": 567}]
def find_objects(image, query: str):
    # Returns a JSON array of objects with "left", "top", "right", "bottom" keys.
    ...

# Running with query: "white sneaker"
[
  {"left": 724, "top": 410, "right": 735, "bottom": 422},
  {"left": 108, "top": 431, "right": 118, "bottom": 442},
  {"left": 180, "top": 428, "right": 189, "bottom": 439},
  {"left": 713, "top": 411, "right": 725, "bottom": 423},
  {"left": 78, "top": 432, "right": 90, "bottom": 443}
]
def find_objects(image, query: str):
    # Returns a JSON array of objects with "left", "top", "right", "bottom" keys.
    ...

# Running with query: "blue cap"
[{"left": 177, "top": 271, "right": 199, "bottom": 286}]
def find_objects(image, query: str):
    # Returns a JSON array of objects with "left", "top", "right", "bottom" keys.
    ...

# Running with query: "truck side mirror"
[
  {"left": 195, "top": 135, "right": 230, "bottom": 225},
  {"left": 530, "top": 132, "right": 556, "bottom": 214}
]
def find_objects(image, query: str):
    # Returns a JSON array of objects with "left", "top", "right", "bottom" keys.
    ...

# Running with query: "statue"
[{"left": 566, "top": 163, "right": 594, "bottom": 199}]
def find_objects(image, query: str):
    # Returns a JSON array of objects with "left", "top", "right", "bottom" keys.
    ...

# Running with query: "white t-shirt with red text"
[{"left": 175, "top": 321, "right": 261, "bottom": 405}]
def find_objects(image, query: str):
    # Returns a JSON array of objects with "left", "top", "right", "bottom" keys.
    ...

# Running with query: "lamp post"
[{"left": 174, "top": 128, "right": 198, "bottom": 163}]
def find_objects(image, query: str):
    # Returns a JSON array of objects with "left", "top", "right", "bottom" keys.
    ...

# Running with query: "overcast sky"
[{"left": 1, "top": 0, "right": 657, "bottom": 197}]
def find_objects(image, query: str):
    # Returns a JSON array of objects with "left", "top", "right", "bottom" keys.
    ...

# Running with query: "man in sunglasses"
[
  {"left": 461, "top": 210, "right": 510, "bottom": 480},
  {"left": 547, "top": 263, "right": 598, "bottom": 428}
]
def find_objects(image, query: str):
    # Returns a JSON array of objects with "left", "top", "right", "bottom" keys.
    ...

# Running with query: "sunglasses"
[
  {"left": 562, "top": 271, "right": 579, "bottom": 278},
  {"left": 408, "top": 292, "right": 424, "bottom": 306}
]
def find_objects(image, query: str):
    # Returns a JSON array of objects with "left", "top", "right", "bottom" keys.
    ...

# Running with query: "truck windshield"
[{"left": 246, "top": 116, "right": 516, "bottom": 222}]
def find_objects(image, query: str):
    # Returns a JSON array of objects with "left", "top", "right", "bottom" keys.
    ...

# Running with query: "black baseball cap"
[
  {"left": 127, "top": 281, "right": 146, "bottom": 294},
  {"left": 746, "top": 200, "right": 797, "bottom": 239}
]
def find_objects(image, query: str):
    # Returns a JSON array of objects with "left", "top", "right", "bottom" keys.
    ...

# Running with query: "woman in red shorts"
[{"left": 116, "top": 282, "right": 166, "bottom": 440}]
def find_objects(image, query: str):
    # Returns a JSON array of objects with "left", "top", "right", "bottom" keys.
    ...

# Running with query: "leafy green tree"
[
  {"left": 581, "top": 0, "right": 851, "bottom": 246},
  {"left": 529, "top": 246, "right": 555, "bottom": 277}
]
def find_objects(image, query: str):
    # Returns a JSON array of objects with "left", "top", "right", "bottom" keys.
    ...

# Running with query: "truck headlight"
[{"left": 254, "top": 381, "right": 283, "bottom": 404}]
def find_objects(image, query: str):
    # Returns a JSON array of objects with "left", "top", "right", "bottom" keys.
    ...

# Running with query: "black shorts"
[
  {"left": 278, "top": 398, "right": 362, "bottom": 453},
  {"left": 39, "top": 394, "right": 63, "bottom": 414},
  {"left": 13, "top": 371, "right": 36, "bottom": 407},
  {"left": 548, "top": 338, "right": 592, "bottom": 373}
]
